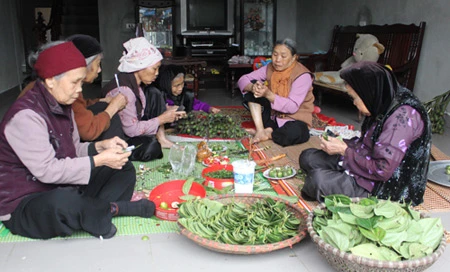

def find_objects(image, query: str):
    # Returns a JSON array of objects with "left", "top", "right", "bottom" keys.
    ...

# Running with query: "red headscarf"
[{"left": 34, "top": 42, "right": 86, "bottom": 79}]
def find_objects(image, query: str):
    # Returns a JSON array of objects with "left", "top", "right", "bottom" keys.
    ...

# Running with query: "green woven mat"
[{"left": 0, "top": 141, "right": 279, "bottom": 243}]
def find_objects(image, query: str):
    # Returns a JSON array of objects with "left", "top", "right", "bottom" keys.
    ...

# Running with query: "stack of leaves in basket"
[
  {"left": 312, "top": 195, "right": 444, "bottom": 261},
  {"left": 178, "top": 197, "right": 301, "bottom": 245}
]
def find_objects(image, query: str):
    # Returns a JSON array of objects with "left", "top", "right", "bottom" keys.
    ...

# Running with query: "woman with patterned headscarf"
[
  {"left": 102, "top": 37, "right": 186, "bottom": 161},
  {"left": 299, "top": 61, "right": 431, "bottom": 206}
]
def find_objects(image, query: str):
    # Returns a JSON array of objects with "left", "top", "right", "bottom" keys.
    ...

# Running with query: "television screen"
[{"left": 187, "top": 0, "right": 227, "bottom": 31}]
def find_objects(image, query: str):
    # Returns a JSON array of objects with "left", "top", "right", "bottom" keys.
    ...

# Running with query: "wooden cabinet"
[
  {"left": 239, "top": 0, "right": 276, "bottom": 56},
  {"left": 136, "top": 0, "right": 175, "bottom": 57}
]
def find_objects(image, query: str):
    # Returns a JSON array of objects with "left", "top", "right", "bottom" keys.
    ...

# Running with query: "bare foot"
[
  {"left": 253, "top": 130, "right": 270, "bottom": 143},
  {"left": 157, "top": 137, "right": 174, "bottom": 149},
  {"left": 245, "top": 128, "right": 256, "bottom": 135}
]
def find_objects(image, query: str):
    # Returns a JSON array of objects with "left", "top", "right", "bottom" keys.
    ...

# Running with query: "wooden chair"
[{"left": 303, "top": 22, "right": 426, "bottom": 108}]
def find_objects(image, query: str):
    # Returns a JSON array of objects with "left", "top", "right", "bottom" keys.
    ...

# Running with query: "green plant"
[{"left": 423, "top": 90, "right": 450, "bottom": 134}]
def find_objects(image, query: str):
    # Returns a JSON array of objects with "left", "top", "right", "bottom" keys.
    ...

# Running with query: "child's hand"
[{"left": 210, "top": 107, "right": 221, "bottom": 114}]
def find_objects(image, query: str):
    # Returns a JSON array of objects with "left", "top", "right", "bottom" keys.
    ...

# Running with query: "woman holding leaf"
[{"left": 299, "top": 62, "right": 431, "bottom": 206}]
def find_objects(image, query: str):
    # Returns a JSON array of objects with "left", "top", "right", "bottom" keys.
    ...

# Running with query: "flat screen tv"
[{"left": 180, "top": 0, "right": 234, "bottom": 35}]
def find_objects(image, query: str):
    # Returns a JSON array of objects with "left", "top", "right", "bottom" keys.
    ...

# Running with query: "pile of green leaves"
[
  {"left": 176, "top": 111, "right": 247, "bottom": 139},
  {"left": 204, "top": 169, "right": 234, "bottom": 179},
  {"left": 178, "top": 197, "right": 301, "bottom": 245},
  {"left": 313, "top": 195, "right": 444, "bottom": 261}
]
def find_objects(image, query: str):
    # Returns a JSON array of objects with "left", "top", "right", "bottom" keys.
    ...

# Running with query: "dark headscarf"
[
  {"left": 157, "top": 64, "right": 186, "bottom": 105},
  {"left": 66, "top": 34, "right": 102, "bottom": 58},
  {"left": 340, "top": 61, "right": 399, "bottom": 132}
]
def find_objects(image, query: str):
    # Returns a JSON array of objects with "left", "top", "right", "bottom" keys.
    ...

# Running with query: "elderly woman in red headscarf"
[{"left": 0, "top": 41, "right": 156, "bottom": 240}]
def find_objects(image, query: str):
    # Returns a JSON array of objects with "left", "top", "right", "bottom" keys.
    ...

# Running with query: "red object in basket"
[
  {"left": 201, "top": 164, "right": 234, "bottom": 190},
  {"left": 149, "top": 180, "right": 206, "bottom": 221}
]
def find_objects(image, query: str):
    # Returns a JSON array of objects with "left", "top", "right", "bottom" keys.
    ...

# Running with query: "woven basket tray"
[
  {"left": 178, "top": 194, "right": 309, "bottom": 254},
  {"left": 307, "top": 198, "right": 447, "bottom": 272}
]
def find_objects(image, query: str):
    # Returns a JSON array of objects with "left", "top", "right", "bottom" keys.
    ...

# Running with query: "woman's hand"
[
  {"left": 320, "top": 136, "right": 348, "bottom": 156},
  {"left": 209, "top": 107, "right": 221, "bottom": 114},
  {"left": 253, "top": 82, "right": 275, "bottom": 102},
  {"left": 158, "top": 106, "right": 186, "bottom": 124},
  {"left": 95, "top": 136, "right": 128, "bottom": 153},
  {"left": 93, "top": 147, "right": 131, "bottom": 169},
  {"left": 104, "top": 94, "right": 128, "bottom": 118}
]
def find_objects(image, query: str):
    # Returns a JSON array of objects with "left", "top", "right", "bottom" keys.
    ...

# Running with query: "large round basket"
[
  {"left": 178, "top": 194, "right": 309, "bottom": 254},
  {"left": 307, "top": 198, "right": 447, "bottom": 272}
]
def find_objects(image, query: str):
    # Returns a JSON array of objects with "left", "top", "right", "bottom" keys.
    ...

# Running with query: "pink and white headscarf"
[{"left": 118, "top": 37, "right": 163, "bottom": 73}]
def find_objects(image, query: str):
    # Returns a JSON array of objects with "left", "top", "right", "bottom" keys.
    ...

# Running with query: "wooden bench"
[{"left": 303, "top": 22, "right": 426, "bottom": 107}]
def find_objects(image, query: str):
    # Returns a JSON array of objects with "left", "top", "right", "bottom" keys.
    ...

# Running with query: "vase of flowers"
[{"left": 244, "top": 8, "right": 265, "bottom": 31}]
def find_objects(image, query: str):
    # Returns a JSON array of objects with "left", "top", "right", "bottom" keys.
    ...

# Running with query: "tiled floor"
[{"left": 0, "top": 85, "right": 449, "bottom": 272}]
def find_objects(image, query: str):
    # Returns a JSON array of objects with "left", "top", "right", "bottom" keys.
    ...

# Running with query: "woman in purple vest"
[
  {"left": 0, "top": 41, "right": 155, "bottom": 239},
  {"left": 299, "top": 62, "right": 431, "bottom": 206}
]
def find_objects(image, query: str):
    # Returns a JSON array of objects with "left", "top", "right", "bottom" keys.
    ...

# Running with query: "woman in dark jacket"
[
  {"left": 299, "top": 62, "right": 431, "bottom": 206},
  {"left": 156, "top": 64, "right": 220, "bottom": 114}
]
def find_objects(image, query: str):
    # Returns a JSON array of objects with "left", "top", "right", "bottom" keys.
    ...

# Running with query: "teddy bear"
[{"left": 314, "top": 34, "right": 385, "bottom": 85}]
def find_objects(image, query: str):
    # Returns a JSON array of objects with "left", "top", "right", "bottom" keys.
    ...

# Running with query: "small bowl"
[
  {"left": 149, "top": 180, "right": 206, "bottom": 221},
  {"left": 201, "top": 164, "right": 234, "bottom": 190}
]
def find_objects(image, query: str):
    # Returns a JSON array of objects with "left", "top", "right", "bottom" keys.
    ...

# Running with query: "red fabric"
[{"left": 34, "top": 42, "right": 86, "bottom": 79}]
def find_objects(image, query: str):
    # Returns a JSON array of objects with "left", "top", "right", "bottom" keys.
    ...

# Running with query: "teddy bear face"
[{"left": 353, "top": 34, "right": 384, "bottom": 63}]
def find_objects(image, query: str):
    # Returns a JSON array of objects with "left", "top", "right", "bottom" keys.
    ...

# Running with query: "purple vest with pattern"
[{"left": 0, "top": 81, "right": 77, "bottom": 216}]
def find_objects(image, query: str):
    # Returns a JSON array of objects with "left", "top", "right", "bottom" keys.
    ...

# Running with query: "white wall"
[
  {"left": 295, "top": 0, "right": 450, "bottom": 104},
  {"left": 276, "top": 0, "right": 297, "bottom": 41},
  {"left": 0, "top": 0, "right": 25, "bottom": 93}
]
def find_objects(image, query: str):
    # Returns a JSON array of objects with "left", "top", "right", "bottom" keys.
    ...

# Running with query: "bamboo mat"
[
  {"left": 245, "top": 136, "right": 450, "bottom": 213},
  {"left": 242, "top": 136, "right": 322, "bottom": 212},
  {"left": 416, "top": 144, "right": 450, "bottom": 212}
]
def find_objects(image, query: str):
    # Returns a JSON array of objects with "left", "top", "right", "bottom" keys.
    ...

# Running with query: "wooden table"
[{"left": 226, "top": 63, "right": 253, "bottom": 97}]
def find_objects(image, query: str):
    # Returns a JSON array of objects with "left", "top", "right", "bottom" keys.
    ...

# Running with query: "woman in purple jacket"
[
  {"left": 299, "top": 62, "right": 431, "bottom": 206},
  {"left": 156, "top": 64, "right": 220, "bottom": 114}
]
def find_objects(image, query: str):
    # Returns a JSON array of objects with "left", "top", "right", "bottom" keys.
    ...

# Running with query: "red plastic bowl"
[
  {"left": 201, "top": 164, "right": 234, "bottom": 190},
  {"left": 149, "top": 180, "right": 206, "bottom": 221}
]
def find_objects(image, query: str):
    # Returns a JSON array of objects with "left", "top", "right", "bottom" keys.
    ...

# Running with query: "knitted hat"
[
  {"left": 118, "top": 37, "right": 162, "bottom": 73},
  {"left": 34, "top": 42, "right": 86, "bottom": 79},
  {"left": 66, "top": 34, "right": 103, "bottom": 58}
]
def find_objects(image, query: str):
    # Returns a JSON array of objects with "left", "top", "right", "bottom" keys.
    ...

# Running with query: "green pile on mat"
[{"left": 0, "top": 141, "right": 283, "bottom": 243}]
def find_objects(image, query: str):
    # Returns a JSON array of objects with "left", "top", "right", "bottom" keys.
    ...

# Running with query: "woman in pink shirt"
[
  {"left": 102, "top": 38, "right": 186, "bottom": 161},
  {"left": 238, "top": 38, "right": 315, "bottom": 147}
]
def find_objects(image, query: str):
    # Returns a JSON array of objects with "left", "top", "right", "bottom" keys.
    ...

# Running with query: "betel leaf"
[
  {"left": 408, "top": 242, "right": 434, "bottom": 260},
  {"left": 380, "top": 230, "right": 407, "bottom": 248},
  {"left": 398, "top": 242, "right": 434, "bottom": 260},
  {"left": 417, "top": 218, "right": 444, "bottom": 250},
  {"left": 179, "top": 194, "right": 198, "bottom": 201},
  {"left": 356, "top": 216, "right": 380, "bottom": 230},
  {"left": 358, "top": 226, "right": 386, "bottom": 243},
  {"left": 350, "top": 243, "right": 401, "bottom": 261},
  {"left": 374, "top": 200, "right": 398, "bottom": 218},
  {"left": 321, "top": 224, "right": 352, "bottom": 251},
  {"left": 200, "top": 198, "right": 224, "bottom": 219},
  {"left": 406, "top": 204, "right": 421, "bottom": 221},
  {"left": 338, "top": 211, "right": 357, "bottom": 225},
  {"left": 404, "top": 220, "right": 422, "bottom": 243},
  {"left": 350, "top": 203, "right": 374, "bottom": 218},
  {"left": 324, "top": 194, "right": 351, "bottom": 212},
  {"left": 375, "top": 214, "right": 410, "bottom": 232},
  {"left": 358, "top": 197, "right": 378, "bottom": 206},
  {"left": 182, "top": 177, "right": 195, "bottom": 195}
]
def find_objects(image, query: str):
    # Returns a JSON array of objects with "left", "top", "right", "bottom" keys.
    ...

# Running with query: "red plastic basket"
[
  {"left": 149, "top": 180, "right": 206, "bottom": 221},
  {"left": 201, "top": 164, "right": 234, "bottom": 190}
]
